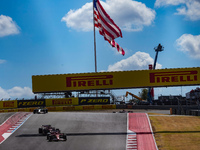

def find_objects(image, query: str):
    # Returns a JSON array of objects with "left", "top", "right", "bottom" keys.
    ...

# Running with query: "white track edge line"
[
  {"left": 126, "top": 113, "right": 129, "bottom": 150},
  {"left": 146, "top": 113, "right": 159, "bottom": 150}
]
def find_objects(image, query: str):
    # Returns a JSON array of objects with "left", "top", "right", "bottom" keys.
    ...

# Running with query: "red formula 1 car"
[
  {"left": 47, "top": 128, "right": 60, "bottom": 139},
  {"left": 47, "top": 131, "right": 67, "bottom": 142},
  {"left": 38, "top": 125, "right": 56, "bottom": 135}
]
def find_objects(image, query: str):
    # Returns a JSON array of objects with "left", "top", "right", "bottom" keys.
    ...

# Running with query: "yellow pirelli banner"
[
  {"left": 45, "top": 98, "right": 79, "bottom": 106},
  {"left": 32, "top": 67, "right": 200, "bottom": 93},
  {"left": 0, "top": 100, "right": 18, "bottom": 109}
]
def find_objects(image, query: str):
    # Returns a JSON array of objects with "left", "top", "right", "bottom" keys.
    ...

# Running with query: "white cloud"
[
  {"left": 0, "top": 59, "right": 6, "bottom": 64},
  {"left": 61, "top": 2, "right": 93, "bottom": 32},
  {"left": 0, "top": 15, "right": 20, "bottom": 37},
  {"left": 176, "top": 0, "right": 200, "bottom": 21},
  {"left": 62, "top": 0, "right": 155, "bottom": 32},
  {"left": 0, "top": 86, "right": 35, "bottom": 99},
  {"left": 155, "top": 0, "right": 186, "bottom": 7},
  {"left": 155, "top": 0, "right": 200, "bottom": 21},
  {"left": 107, "top": 51, "right": 162, "bottom": 71},
  {"left": 176, "top": 34, "right": 200, "bottom": 59},
  {"left": 0, "top": 87, "right": 10, "bottom": 99}
]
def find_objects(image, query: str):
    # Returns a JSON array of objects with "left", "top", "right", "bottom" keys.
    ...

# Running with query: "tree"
[{"left": 139, "top": 88, "right": 148, "bottom": 100}]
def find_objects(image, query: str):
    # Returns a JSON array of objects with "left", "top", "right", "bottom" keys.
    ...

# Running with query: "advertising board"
[
  {"left": 79, "top": 97, "right": 110, "bottom": 105},
  {"left": 32, "top": 67, "right": 200, "bottom": 93},
  {"left": 0, "top": 100, "right": 17, "bottom": 109},
  {"left": 17, "top": 99, "right": 45, "bottom": 108},
  {"left": 45, "top": 98, "right": 79, "bottom": 106}
]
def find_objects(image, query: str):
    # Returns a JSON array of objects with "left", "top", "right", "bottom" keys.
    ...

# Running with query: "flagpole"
[
  {"left": 93, "top": 0, "right": 97, "bottom": 73},
  {"left": 93, "top": 0, "right": 98, "bottom": 97}
]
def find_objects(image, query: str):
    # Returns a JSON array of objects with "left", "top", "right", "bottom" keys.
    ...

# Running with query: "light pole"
[
  {"left": 148, "top": 44, "right": 164, "bottom": 104},
  {"left": 153, "top": 43, "right": 164, "bottom": 69}
]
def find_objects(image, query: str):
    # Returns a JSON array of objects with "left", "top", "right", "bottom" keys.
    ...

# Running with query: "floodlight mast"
[
  {"left": 148, "top": 43, "right": 164, "bottom": 104},
  {"left": 153, "top": 43, "right": 164, "bottom": 69}
]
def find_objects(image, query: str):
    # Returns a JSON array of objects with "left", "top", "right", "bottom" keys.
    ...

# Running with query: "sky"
[{"left": 0, "top": 0, "right": 200, "bottom": 100}]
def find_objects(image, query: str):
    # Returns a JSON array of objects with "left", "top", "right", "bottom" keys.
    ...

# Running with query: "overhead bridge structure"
[{"left": 32, "top": 67, "right": 200, "bottom": 93}]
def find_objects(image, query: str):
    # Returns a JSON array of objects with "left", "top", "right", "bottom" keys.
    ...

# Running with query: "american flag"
[{"left": 94, "top": 0, "right": 125, "bottom": 55}]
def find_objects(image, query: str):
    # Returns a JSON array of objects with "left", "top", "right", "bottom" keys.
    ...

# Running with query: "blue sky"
[{"left": 0, "top": 0, "right": 200, "bottom": 100}]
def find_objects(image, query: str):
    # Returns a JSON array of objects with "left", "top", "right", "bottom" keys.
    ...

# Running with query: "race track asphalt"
[
  {"left": 0, "top": 112, "right": 127, "bottom": 150},
  {"left": 0, "top": 113, "right": 15, "bottom": 124}
]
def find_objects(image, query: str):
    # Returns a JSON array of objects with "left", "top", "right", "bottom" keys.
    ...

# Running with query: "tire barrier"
[{"left": 171, "top": 107, "right": 200, "bottom": 116}]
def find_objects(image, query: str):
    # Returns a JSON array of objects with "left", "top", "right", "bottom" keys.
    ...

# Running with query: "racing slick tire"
[
  {"left": 47, "top": 133, "right": 50, "bottom": 140},
  {"left": 63, "top": 134, "right": 67, "bottom": 141},
  {"left": 43, "top": 129, "right": 48, "bottom": 135},
  {"left": 48, "top": 135, "right": 53, "bottom": 142},
  {"left": 38, "top": 128, "right": 43, "bottom": 134},
  {"left": 42, "top": 110, "right": 46, "bottom": 114}
]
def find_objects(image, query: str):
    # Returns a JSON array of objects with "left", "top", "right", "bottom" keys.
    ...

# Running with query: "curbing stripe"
[
  {"left": 146, "top": 113, "right": 159, "bottom": 150},
  {"left": 0, "top": 112, "right": 32, "bottom": 144}
]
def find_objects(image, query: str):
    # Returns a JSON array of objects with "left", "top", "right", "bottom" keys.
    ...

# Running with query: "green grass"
[{"left": 150, "top": 116, "right": 200, "bottom": 150}]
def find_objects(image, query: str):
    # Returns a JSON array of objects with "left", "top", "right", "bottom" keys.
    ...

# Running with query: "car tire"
[
  {"left": 43, "top": 129, "right": 48, "bottom": 135},
  {"left": 49, "top": 136, "right": 52, "bottom": 142},
  {"left": 63, "top": 134, "right": 67, "bottom": 141},
  {"left": 38, "top": 128, "right": 43, "bottom": 134},
  {"left": 47, "top": 133, "right": 50, "bottom": 140}
]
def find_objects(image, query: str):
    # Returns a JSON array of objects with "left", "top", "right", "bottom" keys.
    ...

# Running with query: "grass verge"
[{"left": 150, "top": 115, "right": 200, "bottom": 150}]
